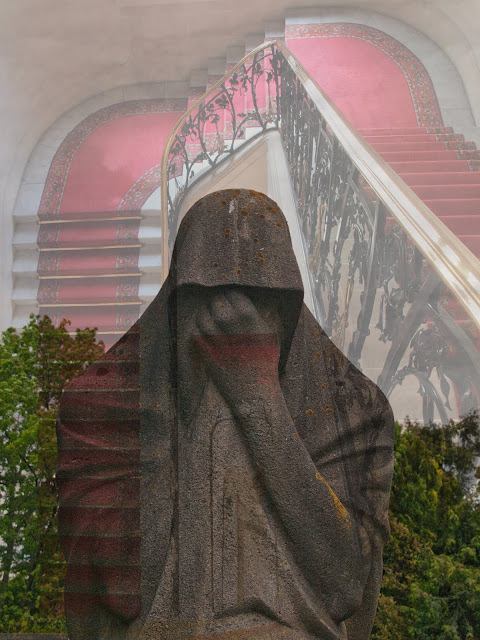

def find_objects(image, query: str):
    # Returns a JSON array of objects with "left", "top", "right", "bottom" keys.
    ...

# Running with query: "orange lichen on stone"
[
  {"left": 258, "top": 258, "right": 265, "bottom": 264},
  {"left": 241, "top": 209, "right": 249, "bottom": 216},
  {"left": 315, "top": 472, "right": 352, "bottom": 529},
  {"left": 306, "top": 409, "right": 313, "bottom": 416},
  {"left": 325, "top": 405, "right": 333, "bottom": 414},
  {"left": 277, "top": 221, "right": 283, "bottom": 227}
]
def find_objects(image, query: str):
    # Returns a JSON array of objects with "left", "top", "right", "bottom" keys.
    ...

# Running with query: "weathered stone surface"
[
  {"left": 57, "top": 189, "right": 395, "bottom": 640},
  {"left": 0, "top": 636, "right": 67, "bottom": 640}
]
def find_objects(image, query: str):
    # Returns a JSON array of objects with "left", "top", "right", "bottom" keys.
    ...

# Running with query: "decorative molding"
[{"left": 118, "top": 164, "right": 162, "bottom": 212}]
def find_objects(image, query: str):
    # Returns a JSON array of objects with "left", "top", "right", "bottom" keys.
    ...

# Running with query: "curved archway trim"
[{"left": 118, "top": 163, "right": 162, "bottom": 212}]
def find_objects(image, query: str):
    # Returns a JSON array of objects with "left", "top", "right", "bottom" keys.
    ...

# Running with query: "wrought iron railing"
[
  {"left": 161, "top": 41, "right": 480, "bottom": 424},
  {"left": 161, "top": 43, "right": 281, "bottom": 252}
]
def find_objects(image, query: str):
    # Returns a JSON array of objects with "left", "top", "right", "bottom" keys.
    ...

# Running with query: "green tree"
[
  {"left": 0, "top": 315, "right": 103, "bottom": 632},
  {"left": 2, "top": 315, "right": 480, "bottom": 636},
  {"left": 372, "top": 416, "right": 480, "bottom": 640}
]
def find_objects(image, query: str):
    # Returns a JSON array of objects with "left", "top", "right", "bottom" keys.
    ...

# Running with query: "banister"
[{"left": 282, "top": 45, "right": 480, "bottom": 331}]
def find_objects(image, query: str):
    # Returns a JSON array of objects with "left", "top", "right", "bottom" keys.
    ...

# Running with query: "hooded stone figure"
[{"left": 57, "top": 189, "right": 395, "bottom": 640}]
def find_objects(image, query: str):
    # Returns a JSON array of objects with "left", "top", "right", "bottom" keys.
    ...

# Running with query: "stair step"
[
  {"left": 380, "top": 150, "right": 468, "bottom": 162},
  {"left": 245, "top": 33, "right": 266, "bottom": 52},
  {"left": 265, "top": 20, "right": 286, "bottom": 40},
  {"left": 390, "top": 160, "right": 478, "bottom": 173},
  {"left": 406, "top": 184, "right": 480, "bottom": 200},
  {"left": 364, "top": 134, "right": 464, "bottom": 144},
  {"left": 424, "top": 199, "right": 480, "bottom": 216},
  {"left": 365, "top": 183, "right": 480, "bottom": 203},
  {"left": 37, "top": 219, "right": 146, "bottom": 248},
  {"left": 226, "top": 45, "right": 247, "bottom": 65},
  {"left": 358, "top": 127, "right": 454, "bottom": 136},
  {"left": 37, "top": 277, "right": 141, "bottom": 305},
  {"left": 373, "top": 141, "right": 468, "bottom": 153},
  {"left": 438, "top": 215, "right": 480, "bottom": 235},
  {"left": 398, "top": 172, "right": 480, "bottom": 185},
  {"left": 37, "top": 248, "right": 143, "bottom": 277},
  {"left": 30, "top": 306, "right": 141, "bottom": 334},
  {"left": 207, "top": 58, "right": 227, "bottom": 77}
]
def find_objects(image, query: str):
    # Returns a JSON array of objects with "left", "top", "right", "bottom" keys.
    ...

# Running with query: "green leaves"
[
  {"left": 372, "top": 415, "right": 480, "bottom": 639},
  {"left": 0, "top": 315, "right": 103, "bottom": 632}
]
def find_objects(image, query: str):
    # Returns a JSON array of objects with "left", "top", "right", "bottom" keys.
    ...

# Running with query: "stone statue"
[{"left": 57, "top": 189, "right": 395, "bottom": 640}]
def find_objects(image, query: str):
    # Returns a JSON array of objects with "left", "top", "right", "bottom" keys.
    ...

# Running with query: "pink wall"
[
  {"left": 60, "top": 112, "right": 180, "bottom": 214},
  {"left": 286, "top": 36, "right": 418, "bottom": 129}
]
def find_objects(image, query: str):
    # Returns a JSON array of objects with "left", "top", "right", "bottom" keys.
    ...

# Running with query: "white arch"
[{"left": 6, "top": 83, "right": 188, "bottom": 330}]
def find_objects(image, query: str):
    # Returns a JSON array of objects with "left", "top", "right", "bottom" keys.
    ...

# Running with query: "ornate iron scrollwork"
[
  {"left": 166, "top": 45, "right": 281, "bottom": 250},
  {"left": 376, "top": 224, "right": 424, "bottom": 344},
  {"left": 390, "top": 325, "right": 452, "bottom": 425}
]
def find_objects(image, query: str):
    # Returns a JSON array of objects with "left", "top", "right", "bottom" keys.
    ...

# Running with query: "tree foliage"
[
  {"left": 0, "top": 315, "right": 103, "bottom": 632},
  {"left": 372, "top": 416, "right": 480, "bottom": 640},
  {"left": 1, "top": 316, "right": 479, "bottom": 636}
]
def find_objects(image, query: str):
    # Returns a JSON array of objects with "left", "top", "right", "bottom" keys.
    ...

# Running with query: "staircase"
[
  {"left": 24, "top": 119, "right": 480, "bottom": 350},
  {"left": 359, "top": 127, "right": 480, "bottom": 257},
  {"left": 14, "top": 105, "right": 186, "bottom": 345}
]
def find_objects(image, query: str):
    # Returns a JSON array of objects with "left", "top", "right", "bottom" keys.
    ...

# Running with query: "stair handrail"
[
  {"left": 160, "top": 39, "right": 480, "bottom": 332},
  {"left": 280, "top": 43, "right": 480, "bottom": 333}
]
